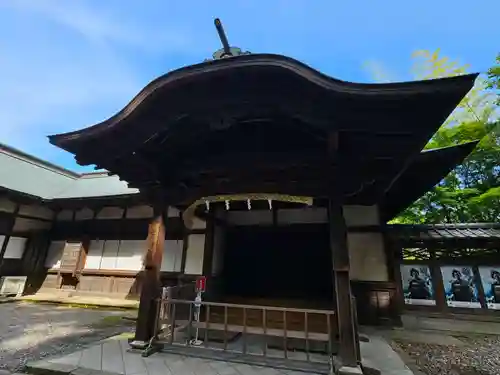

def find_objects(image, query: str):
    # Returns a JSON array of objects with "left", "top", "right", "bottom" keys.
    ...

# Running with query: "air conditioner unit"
[{"left": 0, "top": 276, "right": 28, "bottom": 297}]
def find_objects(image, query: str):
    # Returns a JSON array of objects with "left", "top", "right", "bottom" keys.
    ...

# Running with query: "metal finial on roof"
[{"left": 209, "top": 18, "right": 251, "bottom": 60}]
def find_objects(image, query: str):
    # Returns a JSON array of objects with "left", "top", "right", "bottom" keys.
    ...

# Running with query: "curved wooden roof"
[
  {"left": 380, "top": 141, "right": 479, "bottom": 220},
  {"left": 48, "top": 53, "right": 479, "bottom": 207}
]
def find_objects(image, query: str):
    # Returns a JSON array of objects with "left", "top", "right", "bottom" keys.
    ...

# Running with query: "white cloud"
[
  {"left": 1, "top": 0, "right": 195, "bottom": 51},
  {"left": 0, "top": 0, "right": 197, "bottom": 169}
]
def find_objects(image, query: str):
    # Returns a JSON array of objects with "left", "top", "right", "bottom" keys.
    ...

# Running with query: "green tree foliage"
[
  {"left": 487, "top": 53, "right": 500, "bottom": 106},
  {"left": 370, "top": 49, "right": 500, "bottom": 223}
]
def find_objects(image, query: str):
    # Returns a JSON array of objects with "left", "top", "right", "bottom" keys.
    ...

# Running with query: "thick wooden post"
[
  {"left": 327, "top": 132, "right": 362, "bottom": 374},
  {"left": 202, "top": 216, "right": 215, "bottom": 275},
  {"left": 328, "top": 199, "right": 360, "bottom": 372},
  {"left": 132, "top": 204, "right": 165, "bottom": 347},
  {"left": 391, "top": 241, "right": 405, "bottom": 325},
  {"left": 202, "top": 215, "right": 215, "bottom": 299}
]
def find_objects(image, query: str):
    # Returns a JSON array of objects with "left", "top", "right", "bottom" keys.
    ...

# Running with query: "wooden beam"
[
  {"left": 180, "top": 211, "right": 189, "bottom": 274},
  {"left": 165, "top": 181, "right": 331, "bottom": 206},
  {"left": 133, "top": 202, "right": 165, "bottom": 345}
]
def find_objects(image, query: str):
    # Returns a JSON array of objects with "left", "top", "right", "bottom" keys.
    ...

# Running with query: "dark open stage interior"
[{"left": 220, "top": 224, "right": 334, "bottom": 309}]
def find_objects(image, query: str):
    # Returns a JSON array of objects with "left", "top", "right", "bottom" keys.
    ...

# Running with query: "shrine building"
[{"left": 1, "top": 21, "right": 496, "bottom": 374}]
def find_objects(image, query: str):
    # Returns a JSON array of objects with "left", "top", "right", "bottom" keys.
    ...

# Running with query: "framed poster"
[
  {"left": 400, "top": 265, "right": 436, "bottom": 306},
  {"left": 478, "top": 266, "right": 500, "bottom": 310},
  {"left": 441, "top": 266, "right": 481, "bottom": 308}
]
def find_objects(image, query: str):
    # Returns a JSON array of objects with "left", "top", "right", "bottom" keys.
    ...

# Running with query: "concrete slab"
[
  {"left": 385, "top": 329, "right": 465, "bottom": 346},
  {"left": 25, "top": 336, "right": 324, "bottom": 375},
  {"left": 26, "top": 333, "right": 415, "bottom": 375},
  {"left": 402, "top": 314, "right": 500, "bottom": 335},
  {"left": 360, "top": 335, "right": 414, "bottom": 375}
]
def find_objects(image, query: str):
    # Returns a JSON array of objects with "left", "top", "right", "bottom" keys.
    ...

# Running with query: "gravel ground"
[
  {"left": 392, "top": 334, "right": 500, "bottom": 375},
  {"left": 0, "top": 302, "right": 135, "bottom": 373}
]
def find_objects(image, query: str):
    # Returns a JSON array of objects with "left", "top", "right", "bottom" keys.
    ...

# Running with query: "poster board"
[
  {"left": 400, "top": 264, "right": 436, "bottom": 306},
  {"left": 441, "top": 266, "right": 481, "bottom": 308},
  {"left": 478, "top": 266, "right": 500, "bottom": 310}
]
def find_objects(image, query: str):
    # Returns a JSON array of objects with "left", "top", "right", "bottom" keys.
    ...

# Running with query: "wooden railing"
[
  {"left": 156, "top": 298, "right": 337, "bottom": 365},
  {"left": 157, "top": 283, "right": 196, "bottom": 337}
]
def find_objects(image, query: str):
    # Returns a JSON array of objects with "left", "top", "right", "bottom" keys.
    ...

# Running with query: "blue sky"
[{"left": 0, "top": 0, "right": 498, "bottom": 171}]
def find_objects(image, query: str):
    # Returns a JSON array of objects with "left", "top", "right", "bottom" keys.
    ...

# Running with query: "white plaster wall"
[
  {"left": 347, "top": 232, "right": 388, "bottom": 281},
  {"left": 343, "top": 205, "right": 380, "bottom": 227},
  {"left": 18, "top": 205, "right": 53, "bottom": 220},
  {"left": 191, "top": 217, "right": 207, "bottom": 229},
  {"left": 85, "top": 240, "right": 104, "bottom": 269},
  {"left": 84, "top": 240, "right": 144, "bottom": 271},
  {"left": 212, "top": 224, "right": 225, "bottom": 276},
  {"left": 12, "top": 217, "right": 51, "bottom": 232},
  {"left": 226, "top": 210, "right": 273, "bottom": 226},
  {"left": 277, "top": 207, "right": 327, "bottom": 225},
  {"left": 116, "top": 240, "right": 145, "bottom": 271},
  {"left": 3, "top": 237, "right": 27, "bottom": 259},
  {"left": 185, "top": 234, "right": 205, "bottom": 275},
  {"left": 0, "top": 198, "right": 16, "bottom": 213},
  {"left": 56, "top": 210, "right": 73, "bottom": 221},
  {"left": 161, "top": 240, "right": 183, "bottom": 272},
  {"left": 75, "top": 207, "right": 94, "bottom": 221},
  {"left": 100, "top": 240, "right": 120, "bottom": 269},
  {"left": 96, "top": 207, "right": 124, "bottom": 219},
  {"left": 167, "top": 206, "right": 180, "bottom": 218},
  {"left": 45, "top": 241, "right": 65, "bottom": 269},
  {"left": 126, "top": 205, "right": 154, "bottom": 219}
]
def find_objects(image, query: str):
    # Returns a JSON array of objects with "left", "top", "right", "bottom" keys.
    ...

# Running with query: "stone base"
[
  {"left": 129, "top": 340, "right": 149, "bottom": 350},
  {"left": 337, "top": 365, "right": 363, "bottom": 374},
  {"left": 330, "top": 356, "right": 365, "bottom": 375}
]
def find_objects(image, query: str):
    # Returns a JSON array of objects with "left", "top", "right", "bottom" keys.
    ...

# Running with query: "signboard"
[
  {"left": 478, "top": 266, "right": 500, "bottom": 310},
  {"left": 400, "top": 265, "right": 436, "bottom": 306},
  {"left": 441, "top": 266, "right": 481, "bottom": 308},
  {"left": 196, "top": 276, "right": 206, "bottom": 293}
]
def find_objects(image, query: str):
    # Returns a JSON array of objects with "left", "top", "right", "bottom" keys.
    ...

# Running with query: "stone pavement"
[
  {"left": 25, "top": 333, "right": 415, "bottom": 375},
  {"left": 360, "top": 335, "right": 413, "bottom": 375},
  {"left": 26, "top": 336, "right": 321, "bottom": 375},
  {"left": 402, "top": 313, "right": 500, "bottom": 335}
]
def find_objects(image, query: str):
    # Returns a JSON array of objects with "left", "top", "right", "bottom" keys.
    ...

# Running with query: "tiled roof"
[
  {"left": 0, "top": 143, "right": 139, "bottom": 200},
  {"left": 389, "top": 223, "right": 500, "bottom": 242}
]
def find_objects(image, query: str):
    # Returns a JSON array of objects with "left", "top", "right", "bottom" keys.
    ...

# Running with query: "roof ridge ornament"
[{"left": 209, "top": 18, "right": 251, "bottom": 60}]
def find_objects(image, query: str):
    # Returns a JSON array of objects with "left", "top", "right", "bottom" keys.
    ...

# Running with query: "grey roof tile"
[{"left": 0, "top": 143, "right": 138, "bottom": 200}]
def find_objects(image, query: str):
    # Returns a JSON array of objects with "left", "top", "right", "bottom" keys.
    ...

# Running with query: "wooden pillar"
[
  {"left": 132, "top": 204, "right": 165, "bottom": 346},
  {"left": 327, "top": 131, "right": 361, "bottom": 373},
  {"left": 202, "top": 215, "right": 215, "bottom": 277},
  {"left": 390, "top": 240, "right": 405, "bottom": 325},
  {"left": 180, "top": 211, "right": 189, "bottom": 276},
  {"left": 328, "top": 198, "right": 359, "bottom": 370},
  {"left": 0, "top": 203, "right": 20, "bottom": 268},
  {"left": 429, "top": 249, "right": 447, "bottom": 311}
]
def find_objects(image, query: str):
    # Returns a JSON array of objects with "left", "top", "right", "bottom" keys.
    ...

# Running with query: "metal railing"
[{"left": 156, "top": 297, "right": 338, "bottom": 365}]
